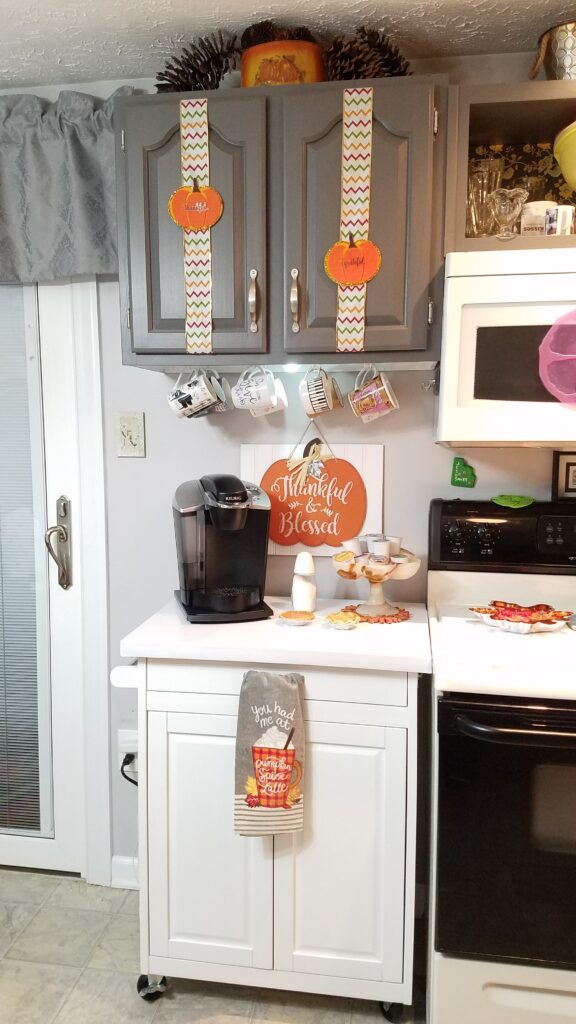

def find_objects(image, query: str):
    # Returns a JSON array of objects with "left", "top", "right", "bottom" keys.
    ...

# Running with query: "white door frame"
[
  {"left": 0, "top": 279, "right": 110, "bottom": 882},
  {"left": 66, "top": 278, "right": 111, "bottom": 886}
]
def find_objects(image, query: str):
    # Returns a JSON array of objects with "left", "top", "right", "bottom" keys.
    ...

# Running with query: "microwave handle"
[{"left": 455, "top": 713, "right": 576, "bottom": 749}]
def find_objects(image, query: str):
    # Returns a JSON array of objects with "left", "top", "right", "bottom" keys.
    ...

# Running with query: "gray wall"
[{"left": 99, "top": 279, "right": 554, "bottom": 859}]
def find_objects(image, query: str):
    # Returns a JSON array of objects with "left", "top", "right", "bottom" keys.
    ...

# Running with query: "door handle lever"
[{"left": 44, "top": 496, "right": 72, "bottom": 590}]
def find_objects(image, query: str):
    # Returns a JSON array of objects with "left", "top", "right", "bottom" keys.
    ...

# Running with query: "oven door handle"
[{"left": 454, "top": 713, "right": 576, "bottom": 748}]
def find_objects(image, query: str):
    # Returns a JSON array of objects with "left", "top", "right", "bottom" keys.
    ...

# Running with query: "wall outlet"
[{"left": 118, "top": 728, "right": 138, "bottom": 771}]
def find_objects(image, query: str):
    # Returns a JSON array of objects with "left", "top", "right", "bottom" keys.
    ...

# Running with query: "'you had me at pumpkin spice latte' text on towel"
[{"left": 234, "top": 670, "right": 305, "bottom": 836}]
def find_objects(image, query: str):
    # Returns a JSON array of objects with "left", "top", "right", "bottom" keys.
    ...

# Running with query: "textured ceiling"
[{"left": 1, "top": 0, "right": 575, "bottom": 86}]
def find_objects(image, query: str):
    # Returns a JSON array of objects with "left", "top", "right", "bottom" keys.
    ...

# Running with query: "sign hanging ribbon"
[
  {"left": 335, "top": 87, "right": 375, "bottom": 353},
  {"left": 180, "top": 98, "right": 213, "bottom": 355}
]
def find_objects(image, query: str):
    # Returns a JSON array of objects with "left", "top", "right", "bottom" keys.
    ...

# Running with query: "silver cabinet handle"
[
  {"left": 290, "top": 268, "right": 300, "bottom": 333},
  {"left": 44, "top": 495, "right": 72, "bottom": 590},
  {"left": 249, "top": 268, "right": 258, "bottom": 334}
]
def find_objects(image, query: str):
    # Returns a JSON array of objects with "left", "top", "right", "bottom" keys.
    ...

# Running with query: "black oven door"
[{"left": 436, "top": 694, "right": 576, "bottom": 969}]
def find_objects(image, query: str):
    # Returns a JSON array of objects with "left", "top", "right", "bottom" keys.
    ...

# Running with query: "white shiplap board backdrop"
[{"left": 241, "top": 443, "right": 384, "bottom": 557}]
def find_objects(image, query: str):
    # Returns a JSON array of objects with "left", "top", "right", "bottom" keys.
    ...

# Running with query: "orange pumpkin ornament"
[
  {"left": 168, "top": 178, "right": 224, "bottom": 231},
  {"left": 324, "top": 233, "right": 382, "bottom": 287},
  {"left": 260, "top": 456, "right": 367, "bottom": 547}
]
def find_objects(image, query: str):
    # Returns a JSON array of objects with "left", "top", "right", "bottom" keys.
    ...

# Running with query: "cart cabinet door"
[
  {"left": 117, "top": 93, "right": 267, "bottom": 358},
  {"left": 273, "top": 721, "right": 407, "bottom": 983},
  {"left": 282, "top": 80, "right": 435, "bottom": 353},
  {"left": 147, "top": 711, "right": 273, "bottom": 967}
]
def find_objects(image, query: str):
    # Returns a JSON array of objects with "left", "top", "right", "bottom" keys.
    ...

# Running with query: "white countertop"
[
  {"left": 429, "top": 603, "right": 576, "bottom": 699},
  {"left": 427, "top": 571, "right": 576, "bottom": 699},
  {"left": 119, "top": 596, "right": 431, "bottom": 674}
]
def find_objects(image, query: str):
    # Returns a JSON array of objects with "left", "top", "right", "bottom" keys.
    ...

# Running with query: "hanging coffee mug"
[
  {"left": 348, "top": 367, "right": 399, "bottom": 423},
  {"left": 167, "top": 370, "right": 220, "bottom": 418},
  {"left": 250, "top": 377, "right": 288, "bottom": 417},
  {"left": 206, "top": 371, "right": 232, "bottom": 414},
  {"left": 299, "top": 366, "right": 334, "bottom": 417},
  {"left": 231, "top": 366, "right": 275, "bottom": 410}
]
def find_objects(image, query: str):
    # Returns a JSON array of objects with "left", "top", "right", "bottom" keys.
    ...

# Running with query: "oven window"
[
  {"left": 473, "top": 325, "right": 556, "bottom": 402},
  {"left": 532, "top": 764, "right": 576, "bottom": 855}
]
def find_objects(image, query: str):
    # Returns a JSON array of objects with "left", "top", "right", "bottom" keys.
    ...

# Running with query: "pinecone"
[
  {"left": 325, "top": 26, "right": 410, "bottom": 81},
  {"left": 156, "top": 32, "right": 239, "bottom": 93},
  {"left": 240, "top": 21, "right": 277, "bottom": 50},
  {"left": 241, "top": 21, "right": 316, "bottom": 49},
  {"left": 324, "top": 36, "right": 366, "bottom": 82}
]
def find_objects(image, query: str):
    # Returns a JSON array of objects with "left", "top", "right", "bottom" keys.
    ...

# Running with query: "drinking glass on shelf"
[
  {"left": 487, "top": 187, "right": 529, "bottom": 240},
  {"left": 466, "top": 156, "right": 504, "bottom": 237}
]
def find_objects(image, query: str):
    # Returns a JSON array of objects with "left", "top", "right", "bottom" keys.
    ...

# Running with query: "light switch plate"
[{"left": 117, "top": 412, "right": 146, "bottom": 458}]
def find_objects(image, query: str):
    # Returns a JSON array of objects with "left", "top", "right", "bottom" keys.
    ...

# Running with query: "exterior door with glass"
[{"left": 0, "top": 283, "right": 88, "bottom": 873}]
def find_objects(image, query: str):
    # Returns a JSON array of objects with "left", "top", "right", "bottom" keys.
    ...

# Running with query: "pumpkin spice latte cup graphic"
[{"left": 252, "top": 726, "right": 302, "bottom": 809}]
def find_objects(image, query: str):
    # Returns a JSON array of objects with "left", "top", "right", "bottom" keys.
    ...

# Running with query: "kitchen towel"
[{"left": 234, "top": 669, "right": 305, "bottom": 836}]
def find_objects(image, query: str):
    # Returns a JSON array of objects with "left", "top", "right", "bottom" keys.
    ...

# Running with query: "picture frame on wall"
[{"left": 552, "top": 451, "right": 576, "bottom": 500}]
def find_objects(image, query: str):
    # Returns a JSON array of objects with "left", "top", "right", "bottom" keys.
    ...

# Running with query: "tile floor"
[{"left": 0, "top": 868, "right": 425, "bottom": 1023}]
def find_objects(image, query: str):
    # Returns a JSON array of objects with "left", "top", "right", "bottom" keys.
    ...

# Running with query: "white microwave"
[{"left": 436, "top": 250, "right": 576, "bottom": 446}]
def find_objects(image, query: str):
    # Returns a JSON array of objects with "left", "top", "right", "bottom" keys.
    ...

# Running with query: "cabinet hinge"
[
  {"left": 432, "top": 108, "right": 439, "bottom": 138},
  {"left": 121, "top": 129, "right": 125, "bottom": 152},
  {"left": 126, "top": 307, "right": 132, "bottom": 329},
  {"left": 427, "top": 298, "right": 435, "bottom": 326}
]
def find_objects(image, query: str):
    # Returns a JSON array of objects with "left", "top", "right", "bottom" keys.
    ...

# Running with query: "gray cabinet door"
[
  {"left": 282, "top": 80, "right": 435, "bottom": 353},
  {"left": 117, "top": 92, "right": 266, "bottom": 359}
]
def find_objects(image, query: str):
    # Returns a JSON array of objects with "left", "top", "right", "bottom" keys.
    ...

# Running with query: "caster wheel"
[
  {"left": 137, "top": 974, "right": 168, "bottom": 1001},
  {"left": 381, "top": 1002, "right": 403, "bottom": 1023}
]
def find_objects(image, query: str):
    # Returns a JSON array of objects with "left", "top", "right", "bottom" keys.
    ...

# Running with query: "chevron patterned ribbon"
[
  {"left": 180, "top": 98, "right": 212, "bottom": 354},
  {"left": 336, "top": 87, "right": 373, "bottom": 353}
]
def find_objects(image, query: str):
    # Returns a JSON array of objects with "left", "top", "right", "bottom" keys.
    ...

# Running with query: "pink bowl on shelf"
[{"left": 539, "top": 310, "right": 576, "bottom": 404}]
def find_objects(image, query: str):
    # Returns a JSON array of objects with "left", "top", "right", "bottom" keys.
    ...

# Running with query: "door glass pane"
[{"left": 0, "top": 285, "right": 52, "bottom": 836}]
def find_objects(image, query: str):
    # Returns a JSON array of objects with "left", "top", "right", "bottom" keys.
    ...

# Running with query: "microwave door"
[{"left": 437, "top": 270, "right": 576, "bottom": 444}]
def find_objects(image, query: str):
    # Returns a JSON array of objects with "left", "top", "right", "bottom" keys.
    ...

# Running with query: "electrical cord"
[{"left": 120, "top": 752, "right": 138, "bottom": 787}]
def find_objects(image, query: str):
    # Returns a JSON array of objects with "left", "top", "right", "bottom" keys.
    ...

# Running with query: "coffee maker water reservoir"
[{"left": 173, "top": 474, "right": 272, "bottom": 622}]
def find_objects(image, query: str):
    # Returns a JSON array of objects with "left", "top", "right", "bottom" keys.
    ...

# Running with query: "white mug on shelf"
[{"left": 231, "top": 366, "right": 275, "bottom": 410}]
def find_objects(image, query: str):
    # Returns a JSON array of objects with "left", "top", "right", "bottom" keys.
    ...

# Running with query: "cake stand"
[{"left": 332, "top": 551, "right": 421, "bottom": 617}]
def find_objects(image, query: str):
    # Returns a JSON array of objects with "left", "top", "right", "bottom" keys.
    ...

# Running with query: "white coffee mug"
[
  {"left": 348, "top": 368, "right": 399, "bottom": 423},
  {"left": 167, "top": 370, "right": 219, "bottom": 418},
  {"left": 299, "top": 366, "right": 334, "bottom": 417},
  {"left": 250, "top": 377, "right": 288, "bottom": 417},
  {"left": 206, "top": 372, "right": 232, "bottom": 414},
  {"left": 231, "top": 366, "right": 275, "bottom": 410}
]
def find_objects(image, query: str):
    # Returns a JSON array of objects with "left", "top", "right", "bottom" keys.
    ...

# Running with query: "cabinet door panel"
[
  {"left": 274, "top": 721, "right": 407, "bottom": 983},
  {"left": 148, "top": 712, "right": 273, "bottom": 967},
  {"left": 119, "top": 94, "right": 266, "bottom": 356},
  {"left": 283, "top": 81, "right": 434, "bottom": 352}
]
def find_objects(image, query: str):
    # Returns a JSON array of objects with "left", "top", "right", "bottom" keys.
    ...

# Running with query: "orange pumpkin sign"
[
  {"left": 168, "top": 179, "right": 224, "bottom": 231},
  {"left": 324, "top": 233, "right": 381, "bottom": 287},
  {"left": 260, "top": 456, "right": 367, "bottom": 547}
]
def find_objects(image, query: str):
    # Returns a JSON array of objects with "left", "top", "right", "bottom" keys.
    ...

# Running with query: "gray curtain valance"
[{"left": 0, "top": 87, "right": 133, "bottom": 283}]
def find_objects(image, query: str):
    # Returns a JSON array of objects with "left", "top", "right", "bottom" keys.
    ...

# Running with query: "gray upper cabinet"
[
  {"left": 116, "top": 79, "right": 443, "bottom": 369},
  {"left": 282, "top": 80, "right": 436, "bottom": 353},
  {"left": 116, "top": 92, "right": 267, "bottom": 363}
]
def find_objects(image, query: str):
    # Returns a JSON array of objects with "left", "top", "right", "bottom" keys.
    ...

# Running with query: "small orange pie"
[{"left": 280, "top": 610, "right": 315, "bottom": 622}]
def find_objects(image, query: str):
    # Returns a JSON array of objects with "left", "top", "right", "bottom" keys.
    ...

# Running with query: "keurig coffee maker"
[{"left": 173, "top": 474, "right": 272, "bottom": 622}]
